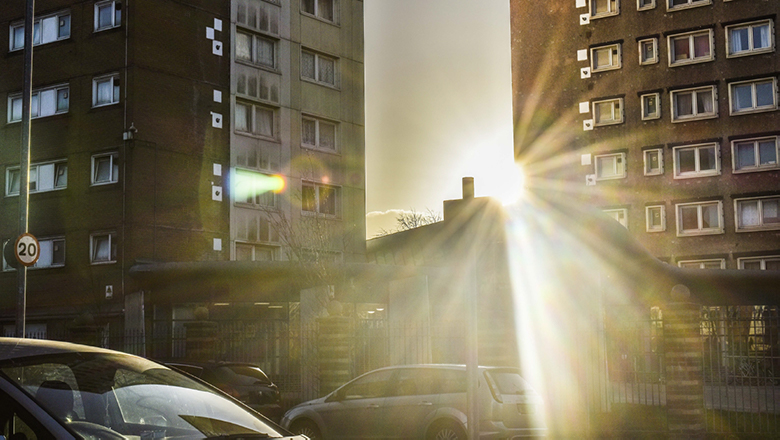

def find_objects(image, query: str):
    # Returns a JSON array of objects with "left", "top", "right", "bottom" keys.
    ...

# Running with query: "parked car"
[
  {"left": 166, "top": 361, "right": 283, "bottom": 422},
  {"left": 281, "top": 364, "right": 546, "bottom": 439},
  {"left": 0, "top": 337, "right": 305, "bottom": 440}
]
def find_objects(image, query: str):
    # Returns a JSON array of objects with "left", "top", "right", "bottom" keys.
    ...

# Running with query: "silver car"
[
  {"left": 0, "top": 337, "right": 306, "bottom": 440},
  {"left": 281, "top": 364, "right": 546, "bottom": 439}
]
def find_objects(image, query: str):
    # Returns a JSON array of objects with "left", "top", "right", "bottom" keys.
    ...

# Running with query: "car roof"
[
  {"left": 367, "top": 364, "right": 518, "bottom": 372},
  {"left": 0, "top": 337, "right": 118, "bottom": 360}
]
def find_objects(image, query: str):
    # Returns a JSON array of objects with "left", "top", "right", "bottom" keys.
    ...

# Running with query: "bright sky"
[{"left": 364, "top": 1, "right": 522, "bottom": 238}]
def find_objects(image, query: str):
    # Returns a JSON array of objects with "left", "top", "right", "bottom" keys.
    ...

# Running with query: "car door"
[
  {"left": 380, "top": 368, "right": 441, "bottom": 439},
  {"left": 316, "top": 369, "right": 393, "bottom": 439}
]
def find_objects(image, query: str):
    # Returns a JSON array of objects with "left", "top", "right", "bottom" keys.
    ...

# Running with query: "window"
[
  {"left": 9, "top": 11, "right": 70, "bottom": 51},
  {"left": 592, "top": 98, "right": 623, "bottom": 126},
  {"left": 301, "top": 49, "right": 337, "bottom": 87},
  {"left": 90, "top": 232, "right": 117, "bottom": 264},
  {"left": 236, "top": 31, "right": 276, "bottom": 69},
  {"left": 603, "top": 208, "right": 628, "bottom": 228},
  {"left": 302, "top": 116, "right": 337, "bottom": 151},
  {"left": 92, "top": 74, "right": 120, "bottom": 107},
  {"left": 235, "top": 243, "right": 276, "bottom": 261},
  {"left": 644, "top": 148, "right": 663, "bottom": 175},
  {"left": 7, "top": 85, "right": 69, "bottom": 123},
  {"left": 641, "top": 93, "right": 661, "bottom": 120},
  {"left": 6, "top": 161, "right": 68, "bottom": 196},
  {"left": 638, "top": 38, "right": 658, "bottom": 64},
  {"left": 739, "top": 256, "right": 780, "bottom": 271},
  {"left": 732, "top": 136, "right": 778, "bottom": 172},
  {"left": 673, "top": 143, "right": 719, "bottom": 178},
  {"left": 646, "top": 205, "right": 666, "bottom": 232},
  {"left": 301, "top": 0, "right": 336, "bottom": 22},
  {"left": 591, "top": 44, "right": 621, "bottom": 72},
  {"left": 302, "top": 181, "right": 340, "bottom": 217},
  {"left": 235, "top": 102, "right": 276, "bottom": 138},
  {"left": 726, "top": 20, "right": 773, "bottom": 57},
  {"left": 91, "top": 152, "right": 119, "bottom": 185},
  {"left": 678, "top": 259, "right": 725, "bottom": 269},
  {"left": 667, "top": 0, "right": 710, "bottom": 11},
  {"left": 668, "top": 30, "right": 713, "bottom": 66},
  {"left": 594, "top": 153, "right": 626, "bottom": 180},
  {"left": 729, "top": 78, "right": 777, "bottom": 115},
  {"left": 31, "top": 237, "right": 66, "bottom": 269},
  {"left": 676, "top": 200, "right": 723, "bottom": 236},
  {"left": 735, "top": 196, "right": 780, "bottom": 231},
  {"left": 671, "top": 86, "right": 717, "bottom": 121},
  {"left": 234, "top": 170, "right": 277, "bottom": 208},
  {"left": 590, "top": 0, "right": 619, "bottom": 18},
  {"left": 95, "top": 1, "right": 121, "bottom": 31},
  {"left": 638, "top": 0, "right": 655, "bottom": 10}
]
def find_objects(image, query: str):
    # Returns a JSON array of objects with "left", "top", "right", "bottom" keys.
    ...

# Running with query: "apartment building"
[
  {"left": 510, "top": 0, "right": 780, "bottom": 269},
  {"left": 0, "top": 0, "right": 365, "bottom": 336}
]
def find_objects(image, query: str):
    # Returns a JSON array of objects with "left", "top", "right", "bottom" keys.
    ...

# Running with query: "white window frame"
[
  {"left": 592, "top": 97, "right": 623, "bottom": 126},
  {"left": 92, "top": 74, "right": 120, "bottom": 107},
  {"left": 234, "top": 169, "right": 277, "bottom": 208},
  {"left": 91, "top": 152, "right": 119, "bottom": 185},
  {"left": 734, "top": 195, "right": 780, "bottom": 232},
  {"left": 726, "top": 19, "right": 774, "bottom": 58},
  {"left": 637, "top": 0, "right": 655, "bottom": 10},
  {"left": 666, "top": 0, "right": 711, "bottom": 11},
  {"left": 589, "top": 0, "right": 619, "bottom": 19},
  {"left": 641, "top": 92, "right": 661, "bottom": 120},
  {"left": 302, "top": 116, "right": 338, "bottom": 151},
  {"left": 301, "top": 49, "right": 338, "bottom": 87},
  {"left": 668, "top": 29, "right": 714, "bottom": 66},
  {"left": 235, "top": 101, "right": 277, "bottom": 139},
  {"left": 302, "top": 181, "right": 341, "bottom": 218},
  {"left": 235, "top": 31, "right": 277, "bottom": 69},
  {"left": 301, "top": 0, "right": 337, "bottom": 23},
  {"left": 590, "top": 43, "right": 622, "bottom": 72},
  {"left": 594, "top": 153, "right": 626, "bottom": 180},
  {"left": 9, "top": 10, "right": 71, "bottom": 51},
  {"left": 5, "top": 160, "right": 68, "bottom": 196},
  {"left": 672, "top": 143, "right": 719, "bottom": 178},
  {"left": 643, "top": 148, "right": 664, "bottom": 175},
  {"left": 728, "top": 77, "right": 777, "bottom": 115},
  {"left": 670, "top": 86, "right": 717, "bottom": 122},
  {"left": 235, "top": 243, "right": 278, "bottom": 262},
  {"left": 738, "top": 256, "right": 780, "bottom": 270},
  {"left": 638, "top": 38, "right": 659, "bottom": 65},
  {"left": 732, "top": 136, "right": 779, "bottom": 173},
  {"left": 7, "top": 84, "right": 70, "bottom": 123},
  {"left": 646, "top": 205, "right": 666, "bottom": 232},
  {"left": 90, "top": 232, "right": 117, "bottom": 264},
  {"left": 675, "top": 200, "right": 723, "bottom": 236},
  {"left": 678, "top": 259, "right": 725, "bottom": 269},
  {"left": 94, "top": 0, "right": 122, "bottom": 31},
  {"left": 602, "top": 208, "right": 628, "bottom": 228},
  {"left": 3, "top": 237, "right": 65, "bottom": 271}
]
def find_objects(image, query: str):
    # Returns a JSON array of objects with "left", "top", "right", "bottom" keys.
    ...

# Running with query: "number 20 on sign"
[{"left": 15, "top": 233, "right": 39, "bottom": 267}]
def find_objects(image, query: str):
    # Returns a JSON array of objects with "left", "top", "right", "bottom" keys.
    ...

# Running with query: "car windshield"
[{"left": 0, "top": 352, "right": 285, "bottom": 439}]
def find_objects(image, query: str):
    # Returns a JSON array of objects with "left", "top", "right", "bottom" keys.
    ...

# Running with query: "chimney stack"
[{"left": 462, "top": 177, "right": 475, "bottom": 199}]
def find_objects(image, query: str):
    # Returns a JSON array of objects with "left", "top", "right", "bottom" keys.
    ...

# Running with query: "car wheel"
[
  {"left": 427, "top": 421, "right": 467, "bottom": 440},
  {"left": 290, "top": 419, "right": 322, "bottom": 440}
]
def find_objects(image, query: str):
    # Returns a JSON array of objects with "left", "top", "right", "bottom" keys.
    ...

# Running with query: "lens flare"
[{"left": 234, "top": 172, "right": 286, "bottom": 201}]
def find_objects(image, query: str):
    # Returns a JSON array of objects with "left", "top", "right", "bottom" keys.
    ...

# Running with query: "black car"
[{"left": 167, "top": 361, "right": 283, "bottom": 422}]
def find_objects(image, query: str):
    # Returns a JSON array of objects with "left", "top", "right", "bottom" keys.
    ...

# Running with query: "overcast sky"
[{"left": 363, "top": 1, "right": 521, "bottom": 237}]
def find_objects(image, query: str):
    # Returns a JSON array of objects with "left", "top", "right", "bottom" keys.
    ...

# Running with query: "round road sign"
[{"left": 15, "top": 233, "right": 39, "bottom": 267}]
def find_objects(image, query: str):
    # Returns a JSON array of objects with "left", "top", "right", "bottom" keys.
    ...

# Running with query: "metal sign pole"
[{"left": 16, "top": 0, "right": 35, "bottom": 338}]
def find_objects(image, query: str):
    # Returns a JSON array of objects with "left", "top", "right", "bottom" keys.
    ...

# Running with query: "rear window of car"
[
  {"left": 485, "top": 369, "right": 533, "bottom": 395},
  {"left": 218, "top": 365, "right": 272, "bottom": 385}
]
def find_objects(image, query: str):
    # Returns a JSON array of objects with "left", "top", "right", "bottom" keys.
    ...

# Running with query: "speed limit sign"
[{"left": 15, "top": 233, "right": 39, "bottom": 267}]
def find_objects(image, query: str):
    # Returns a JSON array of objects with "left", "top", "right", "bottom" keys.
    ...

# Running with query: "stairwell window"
[
  {"left": 735, "top": 196, "right": 780, "bottom": 231},
  {"left": 236, "top": 31, "right": 276, "bottom": 69},
  {"left": 6, "top": 161, "right": 68, "bottom": 196},
  {"left": 739, "top": 256, "right": 780, "bottom": 270},
  {"left": 646, "top": 205, "right": 666, "bottom": 232},
  {"left": 8, "top": 85, "right": 69, "bottom": 123},
  {"left": 726, "top": 20, "right": 773, "bottom": 57},
  {"left": 592, "top": 98, "right": 623, "bottom": 126},
  {"left": 302, "top": 116, "right": 337, "bottom": 151},
  {"left": 92, "top": 152, "right": 119, "bottom": 185},
  {"left": 644, "top": 148, "right": 663, "bottom": 175},
  {"left": 668, "top": 30, "right": 713, "bottom": 66},
  {"left": 591, "top": 44, "right": 621, "bottom": 72},
  {"left": 590, "top": 0, "right": 619, "bottom": 19},
  {"left": 676, "top": 200, "right": 723, "bottom": 236},
  {"left": 302, "top": 0, "right": 336, "bottom": 23},
  {"left": 94, "top": 1, "right": 121, "bottom": 31},
  {"left": 301, "top": 49, "right": 337, "bottom": 87},
  {"left": 671, "top": 86, "right": 717, "bottom": 122},
  {"left": 302, "top": 181, "right": 340, "bottom": 217},
  {"left": 638, "top": 38, "right": 658, "bottom": 65},
  {"left": 9, "top": 11, "right": 71, "bottom": 51},
  {"left": 90, "top": 232, "right": 117, "bottom": 264},
  {"left": 729, "top": 78, "right": 777, "bottom": 115},
  {"left": 641, "top": 93, "right": 661, "bottom": 120},
  {"left": 93, "top": 74, "right": 120, "bottom": 107},
  {"left": 594, "top": 153, "right": 626, "bottom": 180},
  {"left": 732, "top": 137, "right": 778, "bottom": 173},
  {"left": 637, "top": 0, "right": 655, "bottom": 10}
]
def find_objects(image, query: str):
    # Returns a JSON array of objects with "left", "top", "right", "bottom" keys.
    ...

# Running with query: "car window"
[
  {"left": 485, "top": 369, "right": 533, "bottom": 395},
  {"left": 434, "top": 369, "right": 466, "bottom": 394},
  {"left": 389, "top": 368, "right": 438, "bottom": 396},
  {"left": 2, "top": 363, "right": 86, "bottom": 420},
  {"left": 0, "top": 390, "right": 54, "bottom": 440},
  {"left": 219, "top": 365, "right": 273, "bottom": 385},
  {"left": 342, "top": 369, "right": 393, "bottom": 400}
]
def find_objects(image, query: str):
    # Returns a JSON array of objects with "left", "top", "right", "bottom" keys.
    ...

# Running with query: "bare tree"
[{"left": 376, "top": 208, "right": 442, "bottom": 236}]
